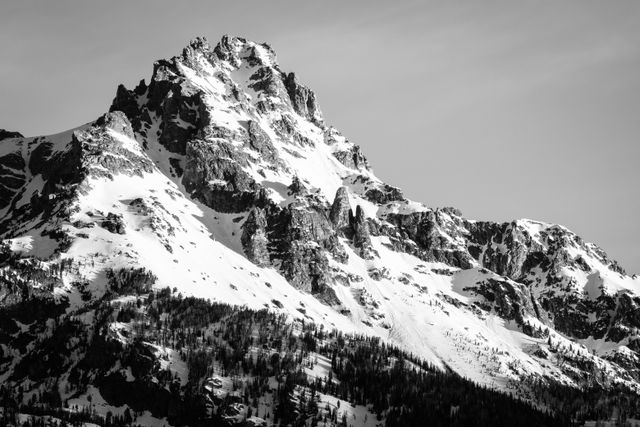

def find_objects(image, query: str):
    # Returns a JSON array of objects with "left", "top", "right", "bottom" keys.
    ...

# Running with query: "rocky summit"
[{"left": 1, "top": 36, "right": 639, "bottom": 426}]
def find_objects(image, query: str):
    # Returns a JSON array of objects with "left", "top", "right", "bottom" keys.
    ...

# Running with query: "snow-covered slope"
[{"left": 1, "top": 35, "right": 640, "bottom": 408}]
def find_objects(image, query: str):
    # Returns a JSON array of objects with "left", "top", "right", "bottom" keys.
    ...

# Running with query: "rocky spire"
[
  {"left": 350, "top": 205, "right": 375, "bottom": 260},
  {"left": 288, "top": 175, "right": 306, "bottom": 195},
  {"left": 241, "top": 207, "right": 270, "bottom": 266},
  {"left": 283, "top": 72, "right": 324, "bottom": 127},
  {"left": 330, "top": 187, "right": 351, "bottom": 230}
]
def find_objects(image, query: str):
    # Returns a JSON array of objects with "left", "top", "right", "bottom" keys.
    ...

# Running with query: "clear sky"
[{"left": 1, "top": 1, "right": 638, "bottom": 273}]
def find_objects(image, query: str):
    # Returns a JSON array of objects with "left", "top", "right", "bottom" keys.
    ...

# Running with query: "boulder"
[{"left": 101, "top": 212, "right": 126, "bottom": 234}]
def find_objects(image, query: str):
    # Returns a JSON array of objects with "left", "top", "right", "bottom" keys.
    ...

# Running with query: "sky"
[{"left": 1, "top": 1, "right": 638, "bottom": 273}]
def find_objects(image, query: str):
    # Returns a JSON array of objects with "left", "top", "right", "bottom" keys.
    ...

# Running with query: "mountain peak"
[
  {"left": 186, "top": 35, "right": 213, "bottom": 53},
  {"left": 169, "top": 35, "right": 281, "bottom": 76},
  {"left": 1, "top": 35, "right": 639, "bottom": 424}
]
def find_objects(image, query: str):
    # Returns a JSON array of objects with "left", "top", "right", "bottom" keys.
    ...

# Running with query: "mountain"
[{"left": 1, "top": 35, "right": 639, "bottom": 426}]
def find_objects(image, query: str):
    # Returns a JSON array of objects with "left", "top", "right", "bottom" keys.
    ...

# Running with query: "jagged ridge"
[{"left": 1, "top": 36, "right": 640, "bottom": 424}]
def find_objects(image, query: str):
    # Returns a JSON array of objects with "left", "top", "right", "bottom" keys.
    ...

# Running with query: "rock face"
[
  {"left": 246, "top": 120, "right": 279, "bottom": 164},
  {"left": 329, "top": 187, "right": 351, "bottom": 230},
  {"left": 241, "top": 207, "right": 269, "bottom": 266},
  {"left": 274, "top": 196, "right": 347, "bottom": 282},
  {"left": 364, "top": 184, "right": 404, "bottom": 204},
  {"left": 182, "top": 138, "right": 260, "bottom": 213},
  {"left": 0, "top": 111, "right": 153, "bottom": 240},
  {"left": 101, "top": 212, "right": 126, "bottom": 234},
  {"left": 0, "top": 147, "right": 26, "bottom": 209},
  {"left": 350, "top": 206, "right": 375, "bottom": 260},
  {"left": 0, "top": 129, "right": 23, "bottom": 140},
  {"left": 283, "top": 72, "right": 323, "bottom": 126},
  {"left": 384, "top": 209, "right": 473, "bottom": 268},
  {"left": 2, "top": 35, "right": 640, "bottom": 407},
  {"left": 288, "top": 176, "right": 306, "bottom": 196},
  {"left": 79, "top": 111, "right": 155, "bottom": 178}
]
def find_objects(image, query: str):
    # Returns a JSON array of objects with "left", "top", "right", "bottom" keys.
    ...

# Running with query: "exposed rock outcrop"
[
  {"left": 329, "top": 187, "right": 351, "bottom": 230},
  {"left": 241, "top": 207, "right": 270, "bottom": 266},
  {"left": 246, "top": 120, "right": 279, "bottom": 164},
  {"left": 364, "top": 184, "right": 404, "bottom": 204},
  {"left": 283, "top": 72, "right": 323, "bottom": 127},
  {"left": 101, "top": 212, "right": 126, "bottom": 234},
  {"left": 384, "top": 209, "right": 473, "bottom": 268},
  {"left": 350, "top": 206, "right": 375, "bottom": 260},
  {"left": 0, "top": 148, "right": 26, "bottom": 209},
  {"left": 182, "top": 139, "right": 260, "bottom": 213},
  {"left": 0, "top": 129, "right": 24, "bottom": 140},
  {"left": 288, "top": 176, "right": 306, "bottom": 196}
]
